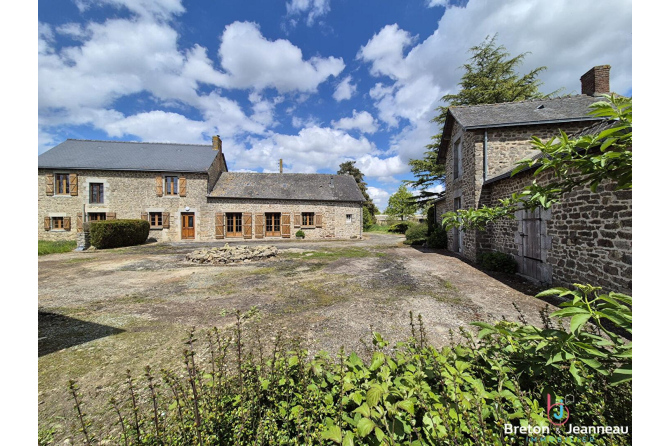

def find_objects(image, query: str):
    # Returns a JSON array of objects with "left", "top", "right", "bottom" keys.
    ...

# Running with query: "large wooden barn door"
[{"left": 519, "top": 209, "right": 542, "bottom": 280}]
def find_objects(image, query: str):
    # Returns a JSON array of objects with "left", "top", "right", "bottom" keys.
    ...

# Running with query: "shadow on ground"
[{"left": 38, "top": 311, "right": 125, "bottom": 357}]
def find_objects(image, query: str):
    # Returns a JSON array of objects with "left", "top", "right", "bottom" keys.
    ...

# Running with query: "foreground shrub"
[
  {"left": 388, "top": 221, "right": 415, "bottom": 234},
  {"left": 426, "top": 227, "right": 449, "bottom": 248},
  {"left": 90, "top": 219, "right": 149, "bottom": 249},
  {"left": 64, "top": 286, "right": 631, "bottom": 445},
  {"left": 404, "top": 222, "right": 428, "bottom": 243},
  {"left": 477, "top": 251, "right": 518, "bottom": 274},
  {"left": 38, "top": 240, "right": 77, "bottom": 256},
  {"left": 295, "top": 229, "right": 306, "bottom": 238}
]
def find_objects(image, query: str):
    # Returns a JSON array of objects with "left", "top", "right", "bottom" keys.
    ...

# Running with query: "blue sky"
[{"left": 38, "top": 0, "right": 632, "bottom": 210}]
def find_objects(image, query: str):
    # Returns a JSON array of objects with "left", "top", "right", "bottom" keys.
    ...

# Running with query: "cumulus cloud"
[
  {"left": 331, "top": 110, "right": 378, "bottom": 134},
  {"left": 74, "top": 0, "right": 185, "bottom": 20},
  {"left": 357, "top": 24, "right": 415, "bottom": 80},
  {"left": 333, "top": 75, "right": 356, "bottom": 101},
  {"left": 286, "top": 0, "right": 331, "bottom": 26},
  {"left": 103, "top": 110, "right": 209, "bottom": 142},
  {"left": 367, "top": 186, "right": 391, "bottom": 210},
  {"left": 218, "top": 21, "right": 344, "bottom": 92}
]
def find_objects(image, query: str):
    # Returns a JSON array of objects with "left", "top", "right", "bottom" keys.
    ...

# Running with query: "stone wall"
[{"left": 480, "top": 168, "right": 632, "bottom": 294}]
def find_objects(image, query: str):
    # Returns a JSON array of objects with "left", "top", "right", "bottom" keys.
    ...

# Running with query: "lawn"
[{"left": 38, "top": 240, "right": 77, "bottom": 256}]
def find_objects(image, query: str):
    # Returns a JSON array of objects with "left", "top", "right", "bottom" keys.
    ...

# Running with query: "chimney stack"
[
  {"left": 279, "top": 159, "right": 283, "bottom": 174},
  {"left": 212, "top": 135, "right": 222, "bottom": 151},
  {"left": 580, "top": 65, "right": 611, "bottom": 96}
]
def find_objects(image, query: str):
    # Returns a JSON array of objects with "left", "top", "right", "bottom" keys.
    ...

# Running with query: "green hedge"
[
  {"left": 477, "top": 251, "right": 517, "bottom": 274},
  {"left": 388, "top": 221, "right": 415, "bottom": 234},
  {"left": 89, "top": 219, "right": 149, "bottom": 249},
  {"left": 426, "top": 227, "right": 449, "bottom": 248},
  {"left": 404, "top": 222, "right": 428, "bottom": 243}
]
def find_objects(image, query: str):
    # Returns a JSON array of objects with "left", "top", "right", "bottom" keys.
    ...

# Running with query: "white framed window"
[{"left": 346, "top": 214, "right": 352, "bottom": 223}]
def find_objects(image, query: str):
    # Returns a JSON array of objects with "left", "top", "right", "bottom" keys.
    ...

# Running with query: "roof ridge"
[
  {"left": 449, "top": 94, "right": 595, "bottom": 110},
  {"left": 65, "top": 138, "right": 210, "bottom": 147},
  {"left": 224, "top": 172, "right": 341, "bottom": 176}
]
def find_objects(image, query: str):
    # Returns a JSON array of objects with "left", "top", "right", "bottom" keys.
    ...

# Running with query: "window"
[
  {"left": 226, "top": 213, "right": 243, "bottom": 237},
  {"left": 346, "top": 214, "right": 353, "bottom": 223},
  {"left": 165, "top": 176, "right": 179, "bottom": 195},
  {"left": 453, "top": 138, "right": 461, "bottom": 179},
  {"left": 52, "top": 217, "right": 64, "bottom": 230},
  {"left": 266, "top": 213, "right": 281, "bottom": 236},
  {"left": 88, "top": 213, "right": 106, "bottom": 221},
  {"left": 55, "top": 174, "right": 69, "bottom": 195},
  {"left": 302, "top": 212, "right": 315, "bottom": 226},
  {"left": 149, "top": 212, "right": 162, "bottom": 228},
  {"left": 89, "top": 183, "right": 104, "bottom": 203}
]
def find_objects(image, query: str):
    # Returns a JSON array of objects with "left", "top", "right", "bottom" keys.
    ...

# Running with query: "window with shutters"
[
  {"left": 88, "top": 213, "right": 106, "bottom": 221},
  {"left": 89, "top": 183, "right": 104, "bottom": 203},
  {"left": 165, "top": 176, "right": 179, "bottom": 196},
  {"left": 265, "top": 213, "right": 281, "bottom": 236},
  {"left": 301, "top": 212, "right": 315, "bottom": 227},
  {"left": 52, "top": 217, "right": 64, "bottom": 230},
  {"left": 226, "top": 213, "right": 243, "bottom": 237},
  {"left": 55, "top": 174, "right": 69, "bottom": 195},
  {"left": 149, "top": 212, "right": 163, "bottom": 228}
]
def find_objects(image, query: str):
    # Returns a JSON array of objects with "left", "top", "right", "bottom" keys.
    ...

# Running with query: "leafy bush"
[
  {"left": 64, "top": 286, "right": 631, "bottom": 445},
  {"left": 295, "top": 230, "right": 306, "bottom": 238},
  {"left": 404, "top": 222, "right": 428, "bottom": 242},
  {"left": 89, "top": 219, "right": 149, "bottom": 249},
  {"left": 426, "top": 227, "right": 449, "bottom": 248},
  {"left": 362, "top": 207, "right": 376, "bottom": 229},
  {"left": 477, "top": 251, "right": 517, "bottom": 274},
  {"left": 388, "top": 221, "right": 415, "bottom": 234}
]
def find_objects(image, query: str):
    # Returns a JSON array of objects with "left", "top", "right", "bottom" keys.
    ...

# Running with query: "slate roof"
[
  {"left": 208, "top": 172, "right": 366, "bottom": 202},
  {"left": 38, "top": 139, "right": 218, "bottom": 172},
  {"left": 437, "top": 95, "right": 606, "bottom": 163}
]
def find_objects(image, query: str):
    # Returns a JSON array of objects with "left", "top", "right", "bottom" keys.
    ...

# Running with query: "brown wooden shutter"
[
  {"left": 77, "top": 213, "right": 83, "bottom": 233},
  {"left": 141, "top": 212, "right": 148, "bottom": 222},
  {"left": 45, "top": 174, "right": 54, "bottom": 196},
  {"left": 44, "top": 217, "right": 51, "bottom": 231},
  {"left": 179, "top": 177, "right": 187, "bottom": 197},
  {"left": 162, "top": 212, "right": 170, "bottom": 229},
  {"left": 294, "top": 212, "right": 301, "bottom": 227},
  {"left": 281, "top": 213, "right": 291, "bottom": 238},
  {"left": 69, "top": 174, "right": 78, "bottom": 196},
  {"left": 107, "top": 212, "right": 117, "bottom": 220},
  {"left": 243, "top": 213, "right": 253, "bottom": 239},
  {"left": 215, "top": 213, "right": 225, "bottom": 239},
  {"left": 64, "top": 217, "right": 71, "bottom": 231},
  {"left": 155, "top": 176, "right": 163, "bottom": 196},
  {"left": 315, "top": 213, "right": 323, "bottom": 228},
  {"left": 255, "top": 213, "right": 265, "bottom": 238}
]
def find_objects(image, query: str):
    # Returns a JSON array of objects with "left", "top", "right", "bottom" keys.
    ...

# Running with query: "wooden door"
[
  {"left": 520, "top": 209, "right": 542, "bottom": 280},
  {"left": 181, "top": 212, "right": 195, "bottom": 240},
  {"left": 226, "top": 213, "right": 243, "bottom": 237},
  {"left": 265, "top": 213, "right": 281, "bottom": 237}
]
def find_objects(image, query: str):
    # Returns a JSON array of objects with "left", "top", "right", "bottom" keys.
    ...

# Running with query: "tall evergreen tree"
[
  {"left": 337, "top": 161, "right": 379, "bottom": 218},
  {"left": 406, "top": 34, "right": 553, "bottom": 206}
]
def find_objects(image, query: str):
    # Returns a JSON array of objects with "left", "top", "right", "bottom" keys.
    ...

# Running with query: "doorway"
[
  {"left": 181, "top": 212, "right": 195, "bottom": 239},
  {"left": 265, "top": 213, "right": 281, "bottom": 237}
]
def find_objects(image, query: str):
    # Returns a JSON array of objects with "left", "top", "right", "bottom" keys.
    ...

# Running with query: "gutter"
[{"left": 483, "top": 129, "right": 488, "bottom": 182}]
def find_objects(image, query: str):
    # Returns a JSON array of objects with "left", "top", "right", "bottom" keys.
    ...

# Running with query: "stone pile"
[{"left": 186, "top": 244, "right": 279, "bottom": 264}]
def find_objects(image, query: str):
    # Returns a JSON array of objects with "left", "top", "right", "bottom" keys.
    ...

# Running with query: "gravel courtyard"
[{"left": 38, "top": 233, "right": 554, "bottom": 437}]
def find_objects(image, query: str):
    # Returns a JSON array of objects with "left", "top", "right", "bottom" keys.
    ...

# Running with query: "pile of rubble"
[{"left": 186, "top": 244, "right": 279, "bottom": 264}]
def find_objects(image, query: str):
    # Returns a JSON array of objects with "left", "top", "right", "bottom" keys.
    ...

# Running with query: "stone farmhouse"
[
  {"left": 436, "top": 66, "right": 632, "bottom": 294},
  {"left": 38, "top": 136, "right": 365, "bottom": 242}
]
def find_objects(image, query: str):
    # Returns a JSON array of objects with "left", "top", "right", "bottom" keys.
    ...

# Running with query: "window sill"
[
  {"left": 300, "top": 226, "right": 316, "bottom": 229},
  {"left": 149, "top": 227, "right": 164, "bottom": 230}
]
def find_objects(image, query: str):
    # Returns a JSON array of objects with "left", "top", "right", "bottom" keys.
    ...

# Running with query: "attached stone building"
[
  {"left": 38, "top": 136, "right": 364, "bottom": 242},
  {"left": 436, "top": 66, "right": 632, "bottom": 294}
]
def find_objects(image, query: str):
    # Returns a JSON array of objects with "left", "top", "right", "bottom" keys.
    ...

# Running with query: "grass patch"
[
  {"left": 364, "top": 224, "right": 392, "bottom": 233},
  {"left": 282, "top": 247, "right": 374, "bottom": 259},
  {"left": 38, "top": 240, "right": 77, "bottom": 256}
]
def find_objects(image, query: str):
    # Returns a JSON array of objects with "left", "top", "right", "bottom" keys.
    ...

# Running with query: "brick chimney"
[
  {"left": 580, "top": 65, "right": 611, "bottom": 96},
  {"left": 212, "top": 135, "right": 222, "bottom": 151}
]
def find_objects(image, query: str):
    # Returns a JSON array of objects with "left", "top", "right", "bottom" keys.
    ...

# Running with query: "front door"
[
  {"left": 265, "top": 213, "right": 281, "bottom": 237},
  {"left": 519, "top": 208, "right": 542, "bottom": 280},
  {"left": 181, "top": 212, "right": 195, "bottom": 240}
]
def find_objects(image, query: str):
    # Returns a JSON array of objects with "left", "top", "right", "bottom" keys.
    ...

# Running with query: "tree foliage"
[
  {"left": 338, "top": 161, "right": 379, "bottom": 219},
  {"left": 441, "top": 94, "right": 632, "bottom": 231},
  {"left": 385, "top": 185, "right": 418, "bottom": 221},
  {"left": 406, "top": 34, "right": 551, "bottom": 206}
]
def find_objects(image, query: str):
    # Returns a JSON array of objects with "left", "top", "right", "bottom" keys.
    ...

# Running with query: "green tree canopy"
[
  {"left": 337, "top": 161, "right": 379, "bottom": 217},
  {"left": 406, "top": 34, "right": 552, "bottom": 206},
  {"left": 385, "top": 185, "right": 418, "bottom": 221}
]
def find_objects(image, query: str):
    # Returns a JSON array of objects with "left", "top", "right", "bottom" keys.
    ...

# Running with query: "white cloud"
[
  {"left": 333, "top": 75, "right": 356, "bottom": 101},
  {"left": 103, "top": 110, "right": 209, "bottom": 143},
  {"left": 286, "top": 0, "right": 331, "bottom": 26},
  {"left": 357, "top": 24, "right": 415, "bottom": 80},
  {"left": 331, "top": 110, "right": 378, "bottom": 134},
  {"left": 217, "top": 21, "right": 345, "bottom": 92},
  {"left": 74, "top": 0, "right": 185, "bottom": 20},
  {"left": 367, "top": 186, "right": 391, "bottom": 209}
]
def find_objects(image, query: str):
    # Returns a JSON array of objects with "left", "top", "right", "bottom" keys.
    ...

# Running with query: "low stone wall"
[{"left": 185, "top": 245, "right": 279, "bottom": 264}]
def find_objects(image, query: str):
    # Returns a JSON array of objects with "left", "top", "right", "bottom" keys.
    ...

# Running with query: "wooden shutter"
[
  {"left": 44, "top": 217, "right": 51, "bottom": 231},
  {"left": 162, "top": 212, "right": 170, "bottom": 229},
  {"left": 215, "top": 213, "right": 225, "bottom": 239},
  {"left": 315, "top": 213, "right": 323, "bottom": 228},
  {"left": 243, "top": 213, "right": 253, "bottom": 239},
  {"left": 281, "top": 213, "right": 291, "bottom": 238},
  {"left": 255, "top": 213, "right": 265, "bottom": 238},
  {"left": 45, "top": 174, "right": 54, "bottom": 196},
  {"left": 77, "top": 213, "right": 83, "bottom": 233},
  {"left": 155, "top": 176, "right": 163, "bottom": 196},
  {"left": 69, "top": 174, "right": 78, "bottom": 196},
  {"left": 64, "top": 217, "right": 71, "bottom": 231},
  {"left": 141, "top": 212, "right": 148, "bottom": 222},
  {"left": 179, "top": 177, "right": 187, "bottom": 197},
  {"left": 294, "top": 212, "right": 301, "bottom": 227},
  {"left": 107, "top": 212, "right": 116, "bottom": 220}
]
